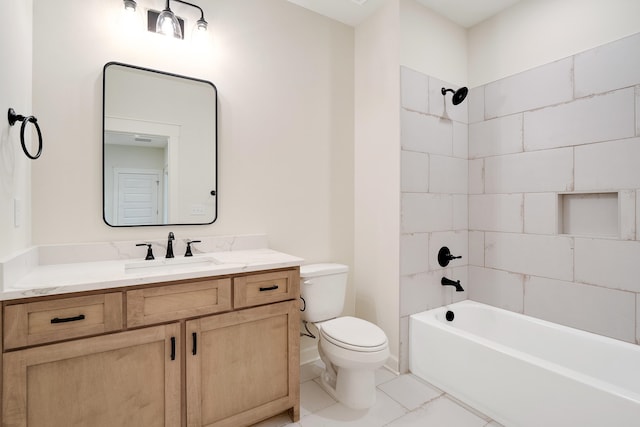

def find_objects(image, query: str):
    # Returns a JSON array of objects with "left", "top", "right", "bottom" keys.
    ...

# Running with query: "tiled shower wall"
[
  {"left": 399, "top": 32, "right": 640, "bottom": 373},
  {"left": 399, "top": 68, "right": 470, "bottom": 372}
]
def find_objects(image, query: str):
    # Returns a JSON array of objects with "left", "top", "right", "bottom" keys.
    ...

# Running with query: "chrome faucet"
[
  {"left": 441, "top": 277, "right": 464, "bottom": 292},
  {"left": 166, "top": 232, "right": 175, "bottom": 258}
]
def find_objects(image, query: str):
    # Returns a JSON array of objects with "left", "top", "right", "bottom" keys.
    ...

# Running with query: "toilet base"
[{"left": 318, "top": 351, "right": 377, "bottom": 409}]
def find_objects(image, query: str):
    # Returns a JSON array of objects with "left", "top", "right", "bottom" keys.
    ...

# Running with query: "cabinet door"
[
  {"left": 3, "top": 324, "right": 181, "bottom": 427},
  {"left": 186, "top": 300, "right": 300, "bottom": 427}
]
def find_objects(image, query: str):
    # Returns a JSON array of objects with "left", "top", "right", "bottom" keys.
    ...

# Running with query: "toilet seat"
[{"left": 319, "top": 316, "right": 388, "bottom": 352}]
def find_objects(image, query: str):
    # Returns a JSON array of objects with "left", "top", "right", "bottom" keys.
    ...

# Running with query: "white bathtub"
[{"left": 410, "top": 300, "right": 640, "bottom": 427}]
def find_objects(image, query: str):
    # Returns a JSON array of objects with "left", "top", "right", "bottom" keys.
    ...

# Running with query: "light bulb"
[{"left": 157, "top": 9, "right": 183, "bottom": 39}]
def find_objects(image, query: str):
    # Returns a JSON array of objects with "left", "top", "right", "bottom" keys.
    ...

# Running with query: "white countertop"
[{"left": 1, "top": 246, "right": 303, "bottom": 301}]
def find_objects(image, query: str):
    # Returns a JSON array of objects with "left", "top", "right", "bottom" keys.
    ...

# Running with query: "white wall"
[
  {"left": 354, "top": 0, "right": 401, "bottom": 371},
  {"left": 399, "top": 0, "right": 467, "bottom": 86},
  {"left": 30, "top": 0, "right": 354, "bottom": 266},
  {"left": 0, "top": 0, "right": 32, "bottom": 259},
  {"left": 469, "top": 0, "right": 640, "bottom": 87}
]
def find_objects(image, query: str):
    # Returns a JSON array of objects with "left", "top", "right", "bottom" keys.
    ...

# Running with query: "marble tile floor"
[{"left": 252, "top": 361, "right": 504, "bottom": 427}]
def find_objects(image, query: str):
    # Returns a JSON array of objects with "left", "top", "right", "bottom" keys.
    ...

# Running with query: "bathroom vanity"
[{"left": 0, "top": 237, "right": 302, "bottom": 427}]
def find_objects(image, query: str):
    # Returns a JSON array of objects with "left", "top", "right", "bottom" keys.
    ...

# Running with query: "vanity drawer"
[
  {"left": 4, "top": 293, "right": 123, "bottom": 350},
  {"left": 233, "top": 269, "right": 299, "bottom": 308},
  {"left": 126, "top": 278, "right": 232, "bottom": 327}
]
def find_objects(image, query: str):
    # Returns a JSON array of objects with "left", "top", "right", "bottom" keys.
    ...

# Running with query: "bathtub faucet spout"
[{"left": 441, "top": 277, "right": 464, "bottom": 292}]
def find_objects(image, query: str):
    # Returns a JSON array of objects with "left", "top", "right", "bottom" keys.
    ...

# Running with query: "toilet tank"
[{"left": 300, "top": 263, "right": 348, "bottom": 323}]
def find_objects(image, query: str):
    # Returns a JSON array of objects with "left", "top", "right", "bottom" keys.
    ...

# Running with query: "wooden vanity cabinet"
[{"left": 1, "top": 267, "right": 300, "bottom": 427}]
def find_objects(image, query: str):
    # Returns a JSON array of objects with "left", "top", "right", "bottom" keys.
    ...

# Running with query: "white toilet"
[{"left": 300, "top": 263, "right": 389, "bottom": 409}]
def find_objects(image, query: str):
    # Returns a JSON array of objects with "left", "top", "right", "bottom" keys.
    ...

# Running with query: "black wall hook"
[{"left": 8, "top": 108, "right": 43, "bottom": 160}]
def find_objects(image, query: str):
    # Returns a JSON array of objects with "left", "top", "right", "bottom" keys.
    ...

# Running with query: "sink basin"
[{"left": 125, "top": 256, "right": 220, "bottom": 273}]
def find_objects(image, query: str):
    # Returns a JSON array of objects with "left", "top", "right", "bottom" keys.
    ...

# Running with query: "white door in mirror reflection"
[{"left": 115, "top": 169, "right": 162, "bottom": 225}]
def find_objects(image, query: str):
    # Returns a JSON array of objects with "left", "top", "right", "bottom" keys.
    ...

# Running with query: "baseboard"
[{"left": 300, "top": 345, "right": 320, "bottom": 366}]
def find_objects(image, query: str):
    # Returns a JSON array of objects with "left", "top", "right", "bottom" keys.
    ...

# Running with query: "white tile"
[
  {"left": 400, "top": 233, "right": 429, "bottom": 276},
  {"left": 401, "top": 150, "right": 429, "bottom": 193},
  {"left": 469, "top": 114, "right": 523, "bottom": 159},
  {"left": 469, "top": 194, "right": 523, "bottom": 233},
  {"left": 375, "top": 368, "right": 397, "bottom": 386},
  {"left": 399, "top": 317, "right": 410, "bottom": 374},
  {"left": 524, "top": 88, "right": 636, "bottom": 151},
  {"left": 524, "top": 193, "right": 558, "bottom": 235},
  {"left": 452, "top": 195, "right": 468, "bottom": 231},
  {"left": 468, "top": 86, "right": 484, "bottom": 124},
  {"left": 429, "top": 77, "right": 468, "bottom": 124},
  {"left": 485, "top": 58, "right": 573, "bottom": 119},
  {"left": 400, "top": 271, "right": 449, "bottom": 316},
  {"left": 485, "top": 232, "right": 573, "bottom": 281},
  {"left": 299, "top": 390, "right": 407, "bottom": 427},
  {"left": 575, "top": 137, "right": 640, "bottom": 191},
  {"left": 428, "top": 231, "right": 468, "bottom": 271},
  {"left": 619, "top": 190, "right": 636, "bottom": 240},
  {"left": 468, "top": 266, "right": 524, "bottom": 313},
  {"left": 524, "top": 276, "right": 636, "bottom": 343},
  {"left": 378, "top": 374, "right": 442, "bottom": 411},
  {"left": 401, "top": 66, "right": 429, "bottom": 113},
  {"left": 575, "top": 238, "right": 640, "bottom": 292},
  {"left": 468, "top": 159, "right": 484, "bottom": 194},
  {"left": 637, "top": 190, "right": 640, "bottom": 240},
  {"left": 574, "top": 32, "right": 640, "bottom": 97},
  {"left": 450, "top": 265, "right": 469, "bottom": 303},
  {"left": 401, "top": 109, "right": 452, "bottom": 155},
  {"left": 484, "top": 148, "right": 573, "bottom": 194},
  {"left": 468, "top": 231, "right": 484, "bottom": 267},
  {"left": 401, "top": 193, "right": 452, "bottom": 233},
  {"left": 386, "top": 396, "right": 486, "bottom": 427},
  {"left": 637, "top": 86, "right": 640, "bottom": 136},
  {"left": 637, "top": 296, "right": 640, "bottom": 344},
  {"left": 300, "top": 380, "right": 337, "bottom": 418},
  {"left": 452, "top": 121, "right": 468, "bottom": 159},
  {"left": 429, "top": 155, "right": 468, "bottom": 194}
]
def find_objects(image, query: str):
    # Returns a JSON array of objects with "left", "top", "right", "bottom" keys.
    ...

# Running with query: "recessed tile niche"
[{"left": 558, "top": 192, "right": 618, "bottom": 237}]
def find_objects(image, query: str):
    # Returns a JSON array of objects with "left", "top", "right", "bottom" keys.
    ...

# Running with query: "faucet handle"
[
  {"left": 136, "top": 243, "right": 155, "bottom": 260},
  {"left": 438, "top": 246, "right": 462, "bottom": 267},
  {"left": 185, "top": 240, "right": 201, "bottom": 257}
]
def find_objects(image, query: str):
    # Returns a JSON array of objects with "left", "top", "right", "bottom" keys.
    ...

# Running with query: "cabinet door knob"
[
  {"left": 170, "top": 337, "right": 176, "bottom": 361},
  {"left": 259, "top": 285, "right": 279, "bottom": 292}
]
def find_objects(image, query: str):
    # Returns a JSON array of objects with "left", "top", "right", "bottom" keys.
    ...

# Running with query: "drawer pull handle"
[
  {"left": 192, "top": 332, "right": 197, "bottom": 355},
  {"left": 259, "top": 285, "right": 279, "bottom": 292},
  {"left": 170, "top": 337, "right": 176, "bottom": 361},
  {"left": 50, "top": 314, "right": 85, "bottom": 324}
]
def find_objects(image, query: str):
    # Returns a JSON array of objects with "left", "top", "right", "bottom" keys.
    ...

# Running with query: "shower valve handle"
[{"left": 438, "top": 246, "right": 461, "bottom": 267}]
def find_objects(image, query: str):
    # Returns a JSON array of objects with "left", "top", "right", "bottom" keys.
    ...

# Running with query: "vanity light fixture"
[{"left": 155, "top": 0, "right": 208, "bottom": 39}]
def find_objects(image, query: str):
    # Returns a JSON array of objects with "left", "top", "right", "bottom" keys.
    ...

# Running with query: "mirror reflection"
[{"left": 103, "top": 62, "right": 217, "bottom": 226}]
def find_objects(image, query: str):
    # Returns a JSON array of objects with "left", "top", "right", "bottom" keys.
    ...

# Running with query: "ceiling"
[{"left": 286, "top": 0, "right": 523, "bottom": 28}]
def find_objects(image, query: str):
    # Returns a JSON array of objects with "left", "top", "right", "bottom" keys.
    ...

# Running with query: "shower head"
[{"left": 441, "top": 86, "right": 468, "bottom": 105}]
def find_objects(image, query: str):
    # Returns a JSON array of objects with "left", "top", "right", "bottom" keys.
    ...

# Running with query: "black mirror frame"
[{"left": 102, "top": 61, "right": 218, "bottom": 227}]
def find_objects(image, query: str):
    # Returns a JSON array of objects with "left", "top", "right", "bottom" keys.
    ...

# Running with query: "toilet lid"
[{"left": 320, "top": 316, "right": 388, "bottom": 352}]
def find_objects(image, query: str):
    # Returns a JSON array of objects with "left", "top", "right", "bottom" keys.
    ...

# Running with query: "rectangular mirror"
[{"left": 103, "top": 62, "right": 217, "bottom": 226}]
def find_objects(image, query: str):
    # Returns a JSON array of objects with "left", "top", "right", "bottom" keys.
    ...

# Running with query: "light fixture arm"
[{"left": 172, "top": 0, "right": 207, "bottom": 26}]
